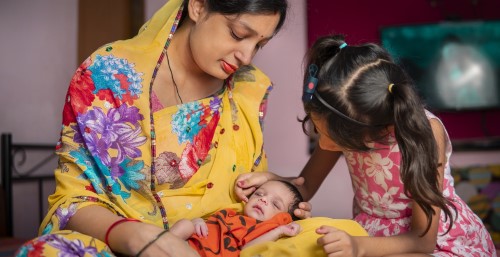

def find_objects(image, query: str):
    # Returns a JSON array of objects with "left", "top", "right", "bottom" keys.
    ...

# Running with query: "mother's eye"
[{"left": 230, "top": 30, "right": 243, "bottom": 40}]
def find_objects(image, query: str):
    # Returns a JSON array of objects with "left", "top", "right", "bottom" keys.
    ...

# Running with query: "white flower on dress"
[
  {"left": 345, "top": 152, "right": 357, "bottom": 166},
  {"left": 364, "top": 152, "right": 394, "bottom": 191},
  {"left": 368, "top": 187, "right": 407, "bottom": 218}
]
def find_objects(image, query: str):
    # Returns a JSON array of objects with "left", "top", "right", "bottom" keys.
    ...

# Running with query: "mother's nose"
[{"left": 234, "top": 44, "right": 256, "bottom": 66}]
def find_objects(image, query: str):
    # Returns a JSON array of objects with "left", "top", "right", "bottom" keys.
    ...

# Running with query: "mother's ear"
[{"left": 187, "top": 0, "right": 207, "bottom": 23}]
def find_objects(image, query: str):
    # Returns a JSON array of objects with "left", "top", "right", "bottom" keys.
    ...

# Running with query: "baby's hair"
[
  {"left": 301, "top": 34, "right": 455, "bottom": 235},
  {"left": 277, "top": 180, "right": 303, "bottom": 221}
]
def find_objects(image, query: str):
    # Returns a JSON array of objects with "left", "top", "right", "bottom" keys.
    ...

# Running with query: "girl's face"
[
  {"left": 188, "top": 1, "right": 280, "bottom": 79},
  {"left": 244, "top": 180, "right": 294, "bottom": 221},
  {"left": 310, "top": 113, "right": 343, "bottom": 151}
]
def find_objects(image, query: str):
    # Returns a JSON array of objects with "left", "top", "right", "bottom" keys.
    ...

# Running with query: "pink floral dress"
[{"left": 345, "top": 112, "right": 496, "bottom": 256}]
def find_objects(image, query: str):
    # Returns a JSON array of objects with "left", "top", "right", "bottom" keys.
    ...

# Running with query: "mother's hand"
[
  {"left": 234, "top": 172, "right": 277, "bottom": 202},
  {"left": 115, "top": 221, "right": 199, "bottom": 257},
  {"left": 135, "top": 230, "right": 200, "bottom": 257}
]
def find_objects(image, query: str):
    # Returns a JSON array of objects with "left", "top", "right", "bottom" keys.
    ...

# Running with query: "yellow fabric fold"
[{"left": 241, "top": 217, "right": 369, "bottom": 257}]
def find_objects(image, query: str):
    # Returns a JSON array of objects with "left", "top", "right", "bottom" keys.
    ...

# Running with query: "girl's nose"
[{"left": 258, "top": 198, "right": 268, "bottom": 206}]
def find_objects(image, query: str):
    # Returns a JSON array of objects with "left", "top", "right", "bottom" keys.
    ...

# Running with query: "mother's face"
[{"left": 187, "top": 0, "right": 280, "bottom": 79}]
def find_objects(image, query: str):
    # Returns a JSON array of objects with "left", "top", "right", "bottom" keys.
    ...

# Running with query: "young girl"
[
  {"left": 298, "top": 34, "right": 496, "bottom": 256},
  {"left": 235, "top": 34, "right": 496, "bottom": 256}
]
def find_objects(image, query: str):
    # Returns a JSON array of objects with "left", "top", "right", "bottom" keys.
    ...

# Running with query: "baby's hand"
[
  {"left": 279, "top": 222, "right": 301, "bottom": 237},
  {"left": 192, "top": 218, "right": 208, "bottom": 238}
]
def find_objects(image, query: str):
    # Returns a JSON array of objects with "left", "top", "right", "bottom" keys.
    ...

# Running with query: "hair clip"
[
  {"left": 302, "top": 64, "right": 319, "bottom": 103},
  {"left": 388, "top": 83, "right": 395, "bottom": 93},
  {"left": 339, "top": 42, "right": 348, "bottom": 49}
]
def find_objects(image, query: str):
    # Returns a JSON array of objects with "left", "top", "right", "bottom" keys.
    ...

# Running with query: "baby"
[{"left": 170, "top": 180, "right": 303, "bottom": 257}]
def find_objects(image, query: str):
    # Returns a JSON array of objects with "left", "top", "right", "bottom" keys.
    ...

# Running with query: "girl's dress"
[{"left": 347, "top": 111, "right": 496, "bottom": 256}]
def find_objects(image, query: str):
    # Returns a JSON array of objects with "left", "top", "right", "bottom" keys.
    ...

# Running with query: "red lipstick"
[{"left": 221, "top": 61, "right": 237, "bottom": 74}]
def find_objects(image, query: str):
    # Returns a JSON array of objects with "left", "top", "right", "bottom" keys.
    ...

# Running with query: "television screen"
[
  {"left": 381, "top": 21, "right": 500, "bottom": 111},
  {"left": 380, "top": 21, "right": 500, "bottom": 150}
]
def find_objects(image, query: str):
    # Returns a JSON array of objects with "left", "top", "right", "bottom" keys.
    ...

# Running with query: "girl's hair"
[
  {"left": 301, "top": 34, "right": 454, "bottom": 235},
  {"left": 180, "top": 0, "right": 288, "bottom": 34}
]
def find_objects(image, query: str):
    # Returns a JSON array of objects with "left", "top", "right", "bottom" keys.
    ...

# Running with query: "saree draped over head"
[{"left": 40, "top": 0, "right": 271, "bottom": 236}]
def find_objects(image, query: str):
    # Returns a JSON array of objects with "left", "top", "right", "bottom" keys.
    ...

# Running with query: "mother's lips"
[{"left": 221, "top": 61, "right": 237, "bottom": 74}]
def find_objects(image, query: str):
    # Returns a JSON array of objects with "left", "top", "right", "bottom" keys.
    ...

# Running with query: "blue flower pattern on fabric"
[
  {"left": 72, "top": 103, "right": 146, "bottom": 200},
  {"left": 172, "top": 102, "right": 204, "bottom": 144},
  {"left": 70, "top": 147, "right": 105, "bottom": 194},
  {"left": 89, "top": 54, "right": 143, "bottom": 99},
  {"left": 41, "top": 222, "right": 53, "bottom": 236},
  {"left": 119, "top": 158, "right": 145, "bottom": 191}
]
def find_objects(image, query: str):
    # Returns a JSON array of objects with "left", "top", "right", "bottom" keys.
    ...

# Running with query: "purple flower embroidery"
[
  {"left": 209, "top": 95, "right": 222, "bottom": 113},
  {"left": 47, "top": 235, "right": 98, "bottom": 257},
  {"left": 55, "top": 203, "right": 77, "bottom": 230},
  {"left": 77, "top": 105, "right": 146, "bottom": 177}
]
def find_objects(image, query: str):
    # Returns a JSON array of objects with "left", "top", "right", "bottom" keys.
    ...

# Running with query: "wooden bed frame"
[{"left": 1, "top": 133, "right": 56, "bottom": 238}]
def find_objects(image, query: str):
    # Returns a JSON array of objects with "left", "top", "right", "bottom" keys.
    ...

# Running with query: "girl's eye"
[
  {"left": 231, "top": 30, "right": 243, "bottom": 40},
  {"left": 273, "top": 202, "right": 280, "bottom": 209}
]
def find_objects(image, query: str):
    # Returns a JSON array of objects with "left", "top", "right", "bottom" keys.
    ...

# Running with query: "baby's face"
[{"left": 244, "top": 180, "right": 294, "bottom": 221}]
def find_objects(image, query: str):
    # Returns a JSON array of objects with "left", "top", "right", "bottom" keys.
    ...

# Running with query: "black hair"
[
  {"left": 278, "top": 180, "right": 304, "bottom": 221},
  {"left": 301, "top": 34, "right": 455, "bottom": 235},
  {"left": 249, "top": 180, "right": 304, "bottom": 221},
  {"left": 179, "top": 0, "right": 288, "bottom": 34}
]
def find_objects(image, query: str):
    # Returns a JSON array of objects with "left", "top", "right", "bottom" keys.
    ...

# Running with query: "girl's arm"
[
  {"left": 298, "top": 146, "right": 342, "bottom": 201},
  {"left": 317, "top": 119, "right": 447, "bottom": 256}
]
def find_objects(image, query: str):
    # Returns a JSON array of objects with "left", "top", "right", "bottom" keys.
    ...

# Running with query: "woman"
[{"left": 16, "top": 0, "right": 306, "bottom": 256}]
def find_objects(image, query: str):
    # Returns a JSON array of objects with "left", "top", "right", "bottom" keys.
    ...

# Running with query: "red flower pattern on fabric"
[
  {"left": 179, "top": 112, "right": 220, "bottom": 180},
  {"left": 62, "top": 58, "right": 95, "bottom": 126}
]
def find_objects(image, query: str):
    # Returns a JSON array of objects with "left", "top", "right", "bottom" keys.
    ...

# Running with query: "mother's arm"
[{"left": 66, "top": 205, "right": 199, "bottom": 257}]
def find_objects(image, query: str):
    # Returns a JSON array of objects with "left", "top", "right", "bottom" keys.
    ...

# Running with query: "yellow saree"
[{"left": 15, "top": 1, "right": 367, "bottom": 256}]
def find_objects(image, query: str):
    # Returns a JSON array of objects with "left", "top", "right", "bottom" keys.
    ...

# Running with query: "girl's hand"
[
  {"left": 288, "top": 176, "right": 313, "bottom": 219},
  {"left": 192, "top": 218, "right": 208, "bottom": 238},
  {"left": 294, "top": 201, "right": 313, "bottom": 219},
  {"left": 316, "top": 226, "right": 358, "bottom": 257},
  {"left": 279, "top": 222, "right": 301, "bottom": 237},
  {"left": 234, "top": 172, "right": 277, "bottom": 202}
]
